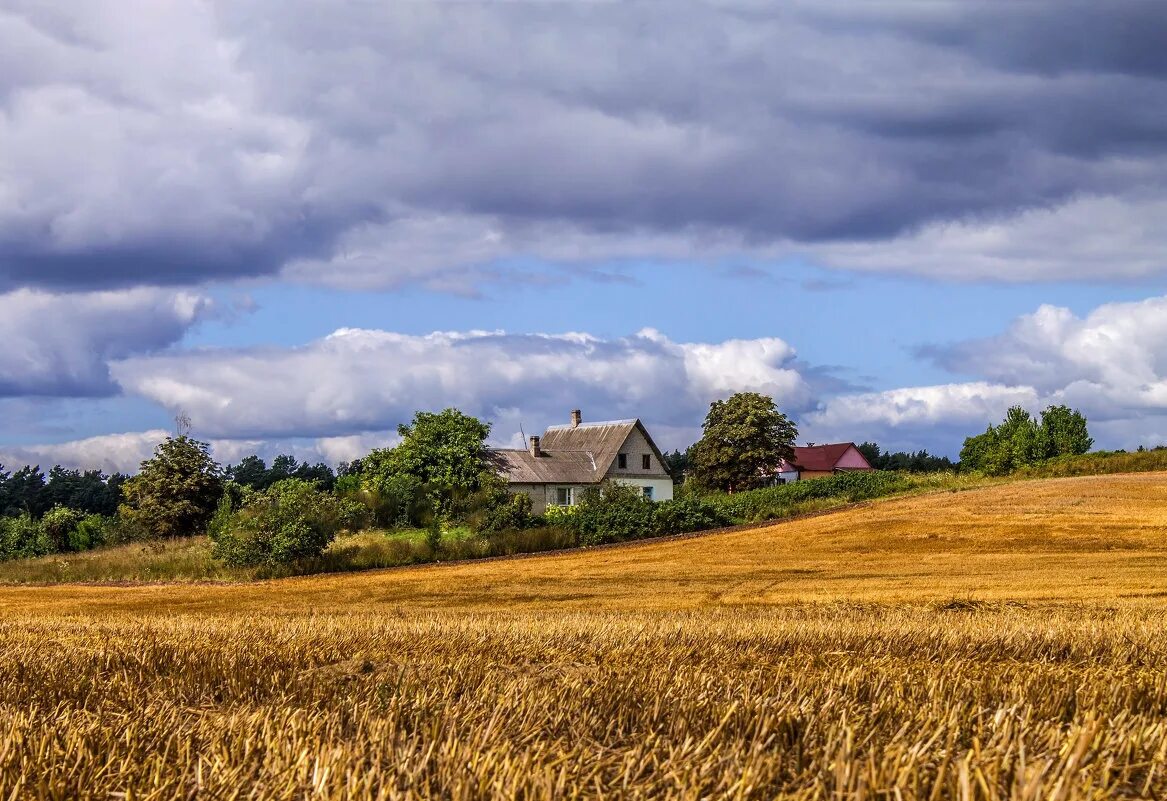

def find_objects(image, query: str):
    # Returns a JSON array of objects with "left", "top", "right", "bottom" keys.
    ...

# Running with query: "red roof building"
[{"left": 776, "top": 442, "right": 873, "bottom": 481}]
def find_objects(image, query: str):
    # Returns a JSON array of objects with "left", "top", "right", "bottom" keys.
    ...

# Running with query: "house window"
[
  {"left": 642, "top": 486, "right": 654, "bottom": 500},
  {"left": 642, "top": 454, "right": 651, "bottom": 470},
  {"left": 617, "top": 453, "right": 627, "bottom": 469},
  {"left": 555, "top": 487, "right": 574, "bottom": 506}
]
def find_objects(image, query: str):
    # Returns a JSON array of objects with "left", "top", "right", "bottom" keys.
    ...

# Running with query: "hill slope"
[
  {"left": 5, "top": 472, "right": 1166, "bottom": 614},
  {"left": 3, "top": 473, "right": 1167, "bottom": 799}
]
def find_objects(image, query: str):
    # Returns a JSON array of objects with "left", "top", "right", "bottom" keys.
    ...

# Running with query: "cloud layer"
[
  {"left": 3, "top": 1, "right": 1166, "bottom": 291},
  {"left": 0, "top": 288, "right": 211, "bottom": 397},
  {"left": 807, "top": 295, "right": 1167, "bottom": 452},
  {"left": 8, "top": 291, "right": 1167, "bottom": 471},
  {"left": 109, "top": 328, "right": 817, "bottom": 441}
]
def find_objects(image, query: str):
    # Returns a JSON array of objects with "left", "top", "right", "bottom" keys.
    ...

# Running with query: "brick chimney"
[
  {"left": 571, "top": 409, "right": 582, "bottom": 428},
  {"left": 529, "top": 435, "right": 541, "bottom": 457}
]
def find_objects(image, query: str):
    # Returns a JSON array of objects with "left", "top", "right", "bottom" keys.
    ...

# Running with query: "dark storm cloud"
[
  {"left": 0, "top": 288, "right": 211, "bottom": 397},
  {"left": 2, "top": 0, "right": 1166, "bottom": 291},
  {"left": 819, "top": 2, "right": 1167, "bottom": 79}
]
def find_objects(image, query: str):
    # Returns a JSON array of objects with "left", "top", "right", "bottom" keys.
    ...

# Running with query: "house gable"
[{"left": 602, "top": 422, "right": 671, "bottom": 480}]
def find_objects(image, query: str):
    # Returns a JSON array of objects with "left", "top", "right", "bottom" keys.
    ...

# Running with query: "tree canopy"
[
  {"left": 118, "top": 436, "right": 224, "bottom": 538},
  {"left": 225, "top": 454, "right": 336, "bottom": 492},
  {"left": 359, "top": 408, "right": 496, "bottom": 516},
  {"left": 857, "top": 443, "right": 955, "bottom": 473},
  {"left": 960, "top": 405, "right": 1092, "bottom": 475},
  {"left": 691, "top": 392, "right": 797, "bottom": 492}
]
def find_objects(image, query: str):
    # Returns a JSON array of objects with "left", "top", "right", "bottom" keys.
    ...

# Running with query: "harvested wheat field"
[{"left": 2, "top": 474, "right": 1167, "bottom": 799}]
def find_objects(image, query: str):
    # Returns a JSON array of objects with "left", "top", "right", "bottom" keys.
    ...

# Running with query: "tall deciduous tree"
[
  {"left": 960, "top": 405, "right": 1092, "bottom": 475},
  {"left": 1040, "top": 405, "right": 1093, "bottom": 457},
  {"left": 361, "top": 408, "right": 495, "bottom": 515},
  {"left": 691, "top": 392, "right": 797, "bottom": 492},
  {"left": 118, "top": 436, "right": 224, "bottom": 538}
]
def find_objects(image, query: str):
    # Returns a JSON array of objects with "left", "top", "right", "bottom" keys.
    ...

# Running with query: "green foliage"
[
  {"left": 569, "top": 483, "right": 659, "bottom": 546},
  {"left": 653, "top": 496, "right": 732, "bottom": 534},
  {"left": 1039, "top": 405, "right": 1093, "bottom": 457},
  {"left": 425, "top": 518, "right": 443, "bottom": 553},
  {"left": 662, "top": 447, "right": 695, "bottom": 484},
  {"left": 476, "top": 492, "right": 536, "bottom": 536},
  {"left": 0, "top": 464, "right": 125, "bottom": 519},
  {"left": 40, "top": 506, "right": 85, "bottom": 552},
  {"left": 703, "top": 470, "right": 909, "bottom": 523},
  {"left": 70, "top": 514, "right": 113, "bottom": 552},
  {"left": 961, "top": 405, "right": 1093, "bottom": 475},
  {"left": 549, "top": 486, "right": 732, "bottom": 546},
  {"left": 691, "top": 392, "right": 797, "bottom": 492},
  {"left": 210, "top": 479, "right": 358, "bottom": 567},
  {"left": 543, "top": 504, "right": 580, "bottom": 525},
  {"left": 857, "top": 442, "right": 955, "bottom": 473},
  {"left": 118, "top": 436, "right": 224, "bottom": 538},
  {"left": 2, "top": 466, "right": 47, "bottom": 517},
  {"left": 346, "top": 473, "right": 427, "bottom": 528},
  {"left": 359, "top": 408, "right": 495, "bottom": 519},
  {"left": 225, "top": 454, "right": 336, "bottom": 491},
  {"left": 1, "top": 506, "right": 118, "bottom": 560},
  {"left": 0, "top": 514, "right": 48, "bottom": 560},
  {"left": 1013, "top": 447, "right": 1167, "bottom": 479}
]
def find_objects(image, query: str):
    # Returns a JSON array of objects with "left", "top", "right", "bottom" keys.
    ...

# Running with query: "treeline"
[
  {"left": 960, "top": 405, "right": 1091, "bottom": 475},
  {"left": 225, "top": 455, "right": 337, "bottom": 492},
  {"left": 0, "top": 448, "right": 345, "bottom": 563},
  {"left": 856, "top": 444, "right": 954, "bottom": 473},
  {"left": 0, "top": 465, "right": 126, "bottom": 518},
  {"left": 0, "top": 392, "right": 1112, "bottom": 573}
]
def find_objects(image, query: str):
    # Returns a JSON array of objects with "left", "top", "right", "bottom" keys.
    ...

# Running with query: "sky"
[{"left": 2, "top": 0, "right": 1167, "bottom": 473}]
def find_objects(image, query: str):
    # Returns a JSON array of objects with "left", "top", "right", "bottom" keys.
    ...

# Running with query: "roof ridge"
[{"left": 546, "top": 418, "right": 637, "bottom": 427}]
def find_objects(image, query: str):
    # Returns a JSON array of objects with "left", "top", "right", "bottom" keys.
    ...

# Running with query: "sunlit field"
[{"left": 3, "top": 474, "right": 1167, "bottom": 799}]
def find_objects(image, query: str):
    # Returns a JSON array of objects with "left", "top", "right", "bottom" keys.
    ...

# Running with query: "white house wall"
[{"left": 610, "top": 477, "right": 674, "bottom": 502}]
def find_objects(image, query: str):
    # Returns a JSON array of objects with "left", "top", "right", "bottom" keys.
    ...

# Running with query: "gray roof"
[
  {"left": 494, "top": 418, "right": 671, "bottom": 485},
  {"left": 494, "top": 448, "right": 604, "bottom": 484}
]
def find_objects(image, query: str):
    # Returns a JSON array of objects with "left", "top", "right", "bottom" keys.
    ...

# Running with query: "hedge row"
[{"left": 700, "top": 470, "right": 910, "bottom": 523}]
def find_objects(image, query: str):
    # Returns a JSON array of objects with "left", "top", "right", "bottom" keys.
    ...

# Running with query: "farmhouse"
[
  {"left": 775, "top": 442, "right": 873, "bottom": 483},
  {"left": 493, "top": 410, "right": 674, "bottom": 514}
]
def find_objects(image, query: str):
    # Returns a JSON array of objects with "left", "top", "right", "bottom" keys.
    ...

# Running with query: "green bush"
[
  {"left": 569, "top": 483, "right": 658, "bottom": 546},
  {"left": 351, "top": 474, "right": 426, "bottom": 528},
  {"left": 476, "top": 492, "right": 536, "bottom": 535},
  {"left": 1014, "top": 448, "right": 1167, "bottom": 479},
  {"left": 211, "top": 479, "right": 355, "bottom": 567},
  {"left": 654, "top": 496, "right": 732, "bottom": 535},
  {"left": 703, "top": 471, "right": 909, "bottom": 523},
  {"left": 543, "top": 504, "right": 580, "bottom": 525},
  {"left": 0, "top": 514, "right": 48, "bottom": 560},
  {"left": 40, "top": 506, "right": 85, "bottom": 552},
  {"left": 37, "top": 506, "right": 113, "bottom": 553},
  {"left": 70, "top": 514, "right": 113, "bottom": 552}
]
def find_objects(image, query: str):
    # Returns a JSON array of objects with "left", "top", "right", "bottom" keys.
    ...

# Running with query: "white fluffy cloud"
[
  {"left": 0, "top": 288, "right": 212, "bottom": 396},
  {"left": 925, "top": 296, "right": 1167, "bottom": 419},
  {"left": 0, "top": 429, "right": 168, "bottom": 474},
  {"left": 0, "top": 429, "right": 398, "bottom": 474},
  {"left": 806, "top": 295, "right": 1167, "bottom": 452},
  {"left": 11, "top": 292, "right": 1167, "bottom": 471},
  {"left": 802, "top": 382, "right": 1040, "bottom": 453},
  {"left": 107, "top": 328, "right": 816, "bottom": 444}
]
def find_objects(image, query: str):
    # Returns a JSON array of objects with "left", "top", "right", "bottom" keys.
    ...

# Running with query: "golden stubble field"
[{"left": 2, "top": 474, "right": 1167, "bottom": 799}]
